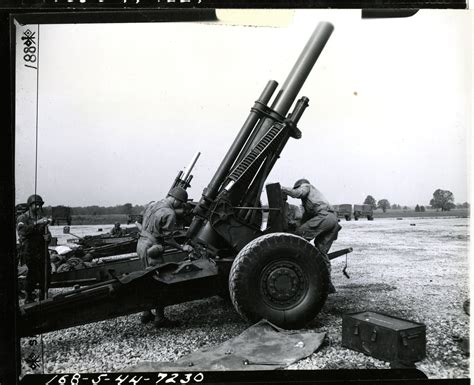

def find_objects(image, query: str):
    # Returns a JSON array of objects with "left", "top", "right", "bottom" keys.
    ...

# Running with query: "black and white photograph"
[{"left": 13, "top": 9, "right": 471, "bottom": 381}]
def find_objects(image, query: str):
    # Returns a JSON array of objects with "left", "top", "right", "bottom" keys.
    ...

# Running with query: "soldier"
[
  {"left": 281, "top": 178, "right": 341, "bottom": 293},
  {"left": 137, "top": 187, "right": 193, "bottom": 328},
  {"left": 17, "top": 194, "right": 52, "bottom": 303},
  {"left": 110, "top": 222, "right": 124, "bottom": 236}
]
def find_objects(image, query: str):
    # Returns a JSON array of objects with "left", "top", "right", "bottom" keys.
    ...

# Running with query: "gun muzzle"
[
  {"left": 271, "top": 22, "right": 334, "bottom": 117},
  {"left": 182, "top": 152, "right": 201, "bottom": 182}
]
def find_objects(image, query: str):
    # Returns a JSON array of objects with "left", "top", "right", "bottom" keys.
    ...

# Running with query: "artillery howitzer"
[
  {"left": 44, "top": 205, "right": 196, "bottom": 287},
  {"left": 19, "top": 22, "right": 353, "bottom": 336}
]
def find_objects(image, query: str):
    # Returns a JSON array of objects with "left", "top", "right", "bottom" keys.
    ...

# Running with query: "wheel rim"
[{"left": 260, "top": 258, "right": 308, "bottom": 310}]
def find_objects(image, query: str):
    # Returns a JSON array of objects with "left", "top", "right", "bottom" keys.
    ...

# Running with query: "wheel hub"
[{"left": 261, "top": 261, "right": 307, "bottom": 308}]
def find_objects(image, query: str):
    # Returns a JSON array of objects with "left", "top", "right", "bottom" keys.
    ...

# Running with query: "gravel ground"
[{"left": 20, "top": 217, "right": 470, "bottom": 378}]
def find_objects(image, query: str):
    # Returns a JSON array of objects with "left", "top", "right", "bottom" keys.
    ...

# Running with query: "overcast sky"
[{"left": 15, "top": 10, "right": 471, "bottom": 208}]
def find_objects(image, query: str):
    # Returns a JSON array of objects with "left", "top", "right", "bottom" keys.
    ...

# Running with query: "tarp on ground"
[{"left": 126, "top": 319, "right": 326, "bottom": 371}]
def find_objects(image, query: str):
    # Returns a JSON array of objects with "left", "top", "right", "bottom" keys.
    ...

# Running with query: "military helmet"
[
  {"left": 293, "top": 179, "right": 310, "bottom": 189},
  {"left": 27, "top": 194, "right": 44, "bottom": 207},
  {"left": 167, "top": 187, "right": 188, "bottom": 203}
]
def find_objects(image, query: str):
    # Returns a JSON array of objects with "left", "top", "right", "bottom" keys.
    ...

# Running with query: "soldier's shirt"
[
  {"left": 17, "top": 211, "right": 51, "bottom": 254},
  {"left": 141, "top": 199, "right": 177, "bottom": 239},
  {"left": 281, "top": 183, "right": 334, "bottom": 215}
]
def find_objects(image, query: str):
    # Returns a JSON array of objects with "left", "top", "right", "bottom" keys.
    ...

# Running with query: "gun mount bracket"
[
  {"left": 172, "top": 262, "right": 203, "bottom": 275},
  {"left": 251, "top": 101, "right": 284, "bottom": 123}
]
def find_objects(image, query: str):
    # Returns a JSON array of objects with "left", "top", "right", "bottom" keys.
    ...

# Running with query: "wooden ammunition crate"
[{"left": 342, "top": 311, "right": 426, "bottom": 363}]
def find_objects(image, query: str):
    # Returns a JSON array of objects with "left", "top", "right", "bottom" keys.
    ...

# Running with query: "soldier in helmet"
[
  {"left": 16, "top": 194, "right": 52, "bottom": 303},
  {"left": 110, "top": 222, "right": 125, "bottom": 236},
  {"left": 281, "top": 179, "right": 341, "bottom": 293},
  {"left": 137, "top": 187, "right": 193, "bottom": 328}
]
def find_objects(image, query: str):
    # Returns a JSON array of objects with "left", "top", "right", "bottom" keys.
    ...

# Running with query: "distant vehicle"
[
  {"left": 51, "top": 206, "right": 72, "bottom": 226},
  {"left": 333, "top": 204, "right": 352, "bottom": 221},
  {"left": 353, "top": 204, "right": 374, "bottom": 221}
]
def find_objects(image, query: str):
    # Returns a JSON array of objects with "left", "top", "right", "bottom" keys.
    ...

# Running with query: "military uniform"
[
  {"left": 110, "top": 224, "right": 125, "bottom": 236},
  {"left": 282, "top": 181, "right": 341, "bottom": 293},
  {"left": 137, "top": 199, "right": 177, "bottom": 267},
  {"left": 17, "top": 210, "right": 51, "bottom": 301},
  {"left": 137, "top": 197, "right": 182, "bottom": 327}
]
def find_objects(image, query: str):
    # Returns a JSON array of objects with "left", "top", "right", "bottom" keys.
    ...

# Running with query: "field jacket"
[
  {"left": 17, "top": 211, "right": 51, "bottom": 259},
  {"left": 281, "top": 183, "right": 335, "bottom": 219}
]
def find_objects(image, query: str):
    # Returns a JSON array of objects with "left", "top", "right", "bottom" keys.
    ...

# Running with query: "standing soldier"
[
  {"left": 137, "top": 187, "right": 193, "bottom": 328},
  {"left": 281, "top": 178, "right": 341, "bottom": 293},
  {"left": 17, "top": 194, "right": 52, "bottom": 303}
]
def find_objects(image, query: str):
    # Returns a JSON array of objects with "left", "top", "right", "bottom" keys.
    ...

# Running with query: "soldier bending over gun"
[
  {"left": 281, "top": 178, "right": 341, "bottom": 293},
  {"left": 137, "top": 187, "right": 193, "bottom": 328}
]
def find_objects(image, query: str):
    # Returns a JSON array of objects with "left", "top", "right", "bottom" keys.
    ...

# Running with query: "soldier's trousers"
[
  {"left": 295, "top": 211, "right": 341, "bottom": 275},
  {"left": 136, "top": 237, "right": 165, "bottom": 318},
  {"left": 137, "top": 237, "right": 164, "bottom": 268},
  {"left": 25, "top": 252, "right": 51, "bottom": 297}
]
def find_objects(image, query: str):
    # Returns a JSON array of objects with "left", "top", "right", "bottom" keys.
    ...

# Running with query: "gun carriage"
[{"left": 19, "top": 22, "right": 353, "bottom": 337}]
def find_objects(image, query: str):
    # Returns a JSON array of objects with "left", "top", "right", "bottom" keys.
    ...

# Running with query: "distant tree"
[
  {"left": 377, "top": 199, "right": 391, "bottom": 213},
  {"left": 364, "top": 195, "right": 377, "bottom": 210},
  {"left": 123, "top": 203, "right": 133, "bottom": 215},
  {"left": 461, "top": 202, "right": 470, "bottom": 209},
  {"left": 42, "top": 205, "right": 52, "bottom": 216},
  {"left": 420, "top": 205, "right": 426, "bottom": 212},
  {"left": 429, "top": 189, "right": 456, "bottom": 211},
  {"left": 133, "top": 204, "right": 145, "bottom": 215},
  {"left": 402, "top": 206, "right": 409, "bottom": 210},
  {"left": 415, "top": 204, "right": 420, "bottom": 212}
]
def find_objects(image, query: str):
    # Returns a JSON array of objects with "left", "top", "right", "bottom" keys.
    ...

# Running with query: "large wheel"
[{"left": 229, "top": 233, "right": 329, "bottom": 329}]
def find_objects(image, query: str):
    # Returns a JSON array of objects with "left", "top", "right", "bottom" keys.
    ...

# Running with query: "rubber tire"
[
  {"left": 367, "top": 215, "right": 374, "bottom": 221},
  {"left": 229, "top": 233, "right": 329, "bottom": 329}
]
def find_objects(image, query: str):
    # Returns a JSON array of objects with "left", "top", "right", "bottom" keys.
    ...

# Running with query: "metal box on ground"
[{"left": 342, "top": 311, "right": 426, "bottom": 364}]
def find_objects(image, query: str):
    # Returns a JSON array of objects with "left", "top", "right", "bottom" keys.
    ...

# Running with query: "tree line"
[
  {"left": 39, "top": 188, "right": 469, "bottom": 216},
  {"left": 363, "top": 189, "right": 470, "bottom": 213},
  {"left": 41, "top": 203, "right": 146, "bottom": 216}
]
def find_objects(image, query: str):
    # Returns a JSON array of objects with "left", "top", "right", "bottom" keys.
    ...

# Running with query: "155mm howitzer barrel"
[
  {"left": 187, "top": 22, "right": 333, "bottom": 240},
  {"left": 186, "top": 80, "right": 279, "bottom": 236},
  {"left": 182, "top": 152, "right": 201, "bottom": 182},
  {"left": 204, "top": 80, "right": 279, "bottom": 201},
  {"left": 240, "top": 22, "right": 334, "bottom": 156},
  {"left": 270, "top": 22, "right": 333, "bottom": 117}
]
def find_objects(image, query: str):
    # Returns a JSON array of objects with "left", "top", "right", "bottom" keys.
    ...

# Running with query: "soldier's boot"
[
  {"left": 140, "top": 310, "right": 154, "bottom": 324},
  {"left": 153, "top": 306, "right": 181, "bottom": 328}
]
